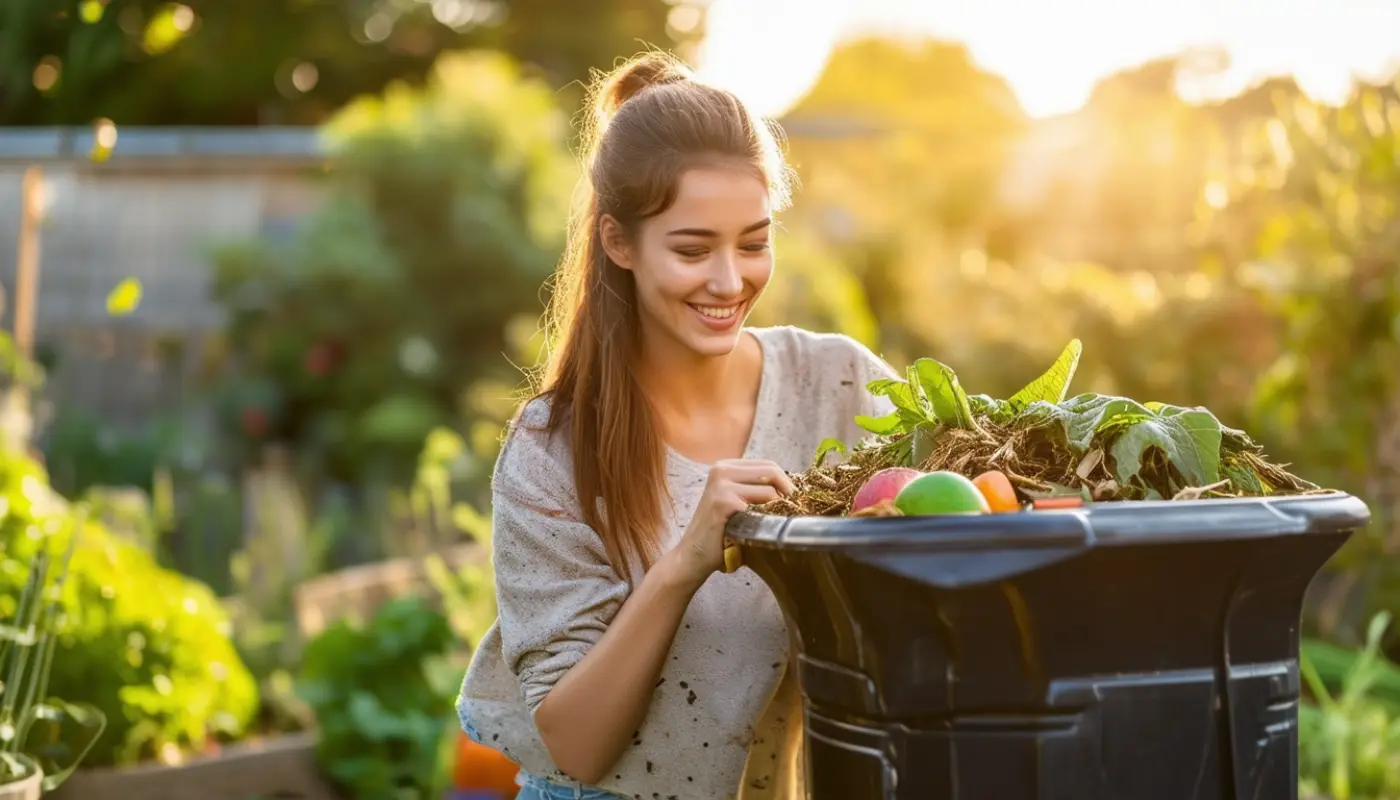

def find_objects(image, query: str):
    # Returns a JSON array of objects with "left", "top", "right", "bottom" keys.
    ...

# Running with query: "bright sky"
[{"left": 694, "top": 0, "right": 1400, "bottom": 119}]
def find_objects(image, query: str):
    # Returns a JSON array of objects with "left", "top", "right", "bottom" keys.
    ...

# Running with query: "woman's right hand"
[{"left": 673, "top": 458, "right": 795, "bottom": 587}]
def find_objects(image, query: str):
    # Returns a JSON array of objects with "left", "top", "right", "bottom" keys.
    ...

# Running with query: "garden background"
[{"left": 3, "top": 0, "right": 1400, "bottom": 797}]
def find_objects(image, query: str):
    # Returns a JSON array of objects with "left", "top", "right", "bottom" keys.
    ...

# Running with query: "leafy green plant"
[
  {"left": 0, "top": 507, "right": 106, "bottom": 791},
  {"left": 294, "top": 594, "right": 459, "bottom": 800},
  {"left": 1300, "top": 611, "right": 1400, "bottom": 799},
  {"left": 424, "top": 499, "right": 497, "bottom": 654},
  {"left": 0, "top": 445, "right": 259, "bottom": 768}
]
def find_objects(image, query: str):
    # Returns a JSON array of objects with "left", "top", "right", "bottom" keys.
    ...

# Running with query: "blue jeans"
[
  {"left": 458, "top": 699, "right": 621, "bottom": 799},
  {"left": 515, "top": 772, "right": 625, "bottom": 799}
]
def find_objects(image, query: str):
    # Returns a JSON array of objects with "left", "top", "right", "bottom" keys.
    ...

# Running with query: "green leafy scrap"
[{"left": 814, "top": 338, "right": 1309, "bottom": 503}]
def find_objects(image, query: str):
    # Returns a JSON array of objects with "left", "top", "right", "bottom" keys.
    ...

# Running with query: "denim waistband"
[{"left": 517, "top": 771, "right": 625, "bottom": 799}]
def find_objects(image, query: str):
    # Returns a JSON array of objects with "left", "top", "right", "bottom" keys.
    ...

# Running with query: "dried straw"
[{"left": 755, "top": 422, "right": 1320, "bottom": 518}]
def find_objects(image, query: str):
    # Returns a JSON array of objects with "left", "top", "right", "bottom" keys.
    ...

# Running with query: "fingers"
[
  {"left": 713, "top": 460, "right": 795, "bottom": 496},
  {"left": 733, "top": 483, "right": 781, "bottom": 505},
  {"left": 768, "top": 469, "right": 796, "bottom": 497}
]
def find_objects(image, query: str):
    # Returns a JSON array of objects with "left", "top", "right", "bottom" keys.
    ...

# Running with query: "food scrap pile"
[{"left": 756, "top": 340, "right": 1321, "bottom": 519}]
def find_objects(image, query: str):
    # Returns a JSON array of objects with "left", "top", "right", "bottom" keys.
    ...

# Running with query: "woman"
[{"left": 456, "top": 51, "right": 897, "bottom": 800}]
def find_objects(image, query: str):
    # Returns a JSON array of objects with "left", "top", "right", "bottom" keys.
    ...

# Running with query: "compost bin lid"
[{"left": 727, "top": 490, "right": 1369, "bottom": 552}]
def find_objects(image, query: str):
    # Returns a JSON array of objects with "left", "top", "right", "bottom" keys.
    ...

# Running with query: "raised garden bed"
[
  {"left": 47, "top": 731, "right": 338, "bottom": 800},
  {"left": 292, "top": 541, "right": 487, "bottom": 638}
]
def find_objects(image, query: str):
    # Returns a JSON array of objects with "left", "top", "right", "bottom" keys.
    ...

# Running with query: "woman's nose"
[{"left": 705, "top": 254, "right": 743, "bottom": 298}]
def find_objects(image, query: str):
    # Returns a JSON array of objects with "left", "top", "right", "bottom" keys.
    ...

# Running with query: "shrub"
[
  {"left": 0, "top": 445, "right": 258, "bottom": 767},
  {"left": 207, "top": 50, "right": 574, "bottom": 493},
  {"left": 295, "top": 594, "right": 459, "bottom": 799}
]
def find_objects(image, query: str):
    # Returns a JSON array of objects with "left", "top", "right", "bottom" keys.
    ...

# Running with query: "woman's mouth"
[{"left": 688, "top": 301, "right": 745, "bottom": 331}]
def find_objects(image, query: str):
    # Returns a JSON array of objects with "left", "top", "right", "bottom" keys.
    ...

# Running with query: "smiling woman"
[{"left": 455, "top": 50, "right": 900, "bottom": 800}]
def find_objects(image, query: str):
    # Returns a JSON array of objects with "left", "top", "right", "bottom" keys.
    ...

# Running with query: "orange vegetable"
[
  {"left": 452, "top": 731, "right": 521, "bottom": 796},
  {"left": 972, "top": 470, "right": 1020, "bottom": 513}
]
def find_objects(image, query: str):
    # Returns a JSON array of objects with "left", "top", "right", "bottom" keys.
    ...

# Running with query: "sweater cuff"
[{"left": 518, "top": 645, "right": 590, "bottom": 716}]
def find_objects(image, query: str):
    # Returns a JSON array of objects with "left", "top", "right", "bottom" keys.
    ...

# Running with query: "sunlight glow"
[{"left": 697, "top": 0, "right": 1400, "bottom": 120}]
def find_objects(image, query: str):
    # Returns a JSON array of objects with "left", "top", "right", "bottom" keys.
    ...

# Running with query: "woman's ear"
[{"left": 598, "top": 214, "right": 634, "bottom": 271}]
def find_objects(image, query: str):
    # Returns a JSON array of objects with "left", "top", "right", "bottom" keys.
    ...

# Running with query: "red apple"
[{"left": 850, "top": 467, "right": 924, "bottom": 515}]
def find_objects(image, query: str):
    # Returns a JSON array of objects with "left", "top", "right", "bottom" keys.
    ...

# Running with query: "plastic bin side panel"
[
  {"left": 793, "top": 543, "right": 1251, "bottom": 716},
  {"left": 805, "top": 712, "right": 896, "bottom": 798},
  {"left": 1225, "top": 531, "right": 1350, "bottom": 799}
]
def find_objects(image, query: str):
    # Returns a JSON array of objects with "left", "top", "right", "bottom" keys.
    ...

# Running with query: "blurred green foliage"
[
  {"left": 0, "top": 504, "right": 106, "bottom": 791},
  {"left": 1201, "top": 76, "right": 1400, "bottom": 645},
  {"left": 294, "top": 594, "right": 459, "bottom": 800},
  {"left": 207, "top": 51, "right": 567, "bottom": 499},
  {"left": 41, "top": 406, "right": 179, "bottom": 499},
  {"left": 1301, "top": 613, "right": 1400, "bottom": 799},
  {"left": 0, "top": 0, "right": 704, "bottom": 125},
  {"left": 0, "top": 426, "right": 258, "bottom": 768}
]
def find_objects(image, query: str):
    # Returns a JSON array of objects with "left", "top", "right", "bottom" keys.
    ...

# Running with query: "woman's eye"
[
  {"left": 675, "top": 248, "right": 707, "bottom": 258},
  {"left": 742, "top": 242, "right": 771, "bottom": 253}
]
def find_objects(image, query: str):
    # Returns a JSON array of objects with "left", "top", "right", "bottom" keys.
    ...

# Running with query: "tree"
[
  {"left": 0, "top": 0, "right": 703, "bottom": 125},
  {"left": 773, "top": 37, "right": 1028, "bottom": 362},
  {"left": 1202, "top": 73, "right": 1400, "bottom": 644},
  {"left": 785, "top": 36, "right": 1027, "bottom": 236}
]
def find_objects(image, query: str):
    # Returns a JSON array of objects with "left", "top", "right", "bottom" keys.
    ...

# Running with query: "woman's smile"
[{"left": 688, "top": 300, "right": 746, "bottom": 330}]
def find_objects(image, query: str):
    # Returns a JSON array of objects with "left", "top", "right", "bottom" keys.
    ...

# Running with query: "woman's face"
[{"left": 602, "top": 165, "right": 774, "bottom": 360}]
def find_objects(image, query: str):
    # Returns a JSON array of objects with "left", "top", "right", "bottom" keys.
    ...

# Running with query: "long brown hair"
[{"left": 525, "top": 51, "right": 793, "bottom": 578}]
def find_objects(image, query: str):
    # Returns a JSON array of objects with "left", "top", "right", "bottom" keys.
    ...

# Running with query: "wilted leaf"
[
  {"left": 967, "top": 393, "right": 1014, "bottom": 423},
  {"left": 1223, "top": 461, "right": 1265, "bottom": 494},
  {"left": 1108, "top": 404, "right": 1224, "bottom": 486},
  {"left": 1033, "top": 394, "right": 1154, "bottom": 454}
]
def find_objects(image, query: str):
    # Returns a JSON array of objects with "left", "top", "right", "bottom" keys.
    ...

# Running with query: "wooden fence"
[{"left": 0, "top": 127, "right": 327, "bottom": 425}]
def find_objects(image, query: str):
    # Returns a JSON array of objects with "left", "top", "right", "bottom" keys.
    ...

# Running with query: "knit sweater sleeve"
[{"left": 488, "top": 399, "right": 631, "bottom": 716}]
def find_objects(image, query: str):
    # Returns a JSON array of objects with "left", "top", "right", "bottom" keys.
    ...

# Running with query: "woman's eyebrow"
[{"left": 665, "top": 217, "right": 772, "bottom": 237}]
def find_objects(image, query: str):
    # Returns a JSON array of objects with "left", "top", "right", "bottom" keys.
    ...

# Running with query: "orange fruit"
[
  {"left": 452, "top": 731, "right": 520, "bottom": 795},
  {"left": 972, "top": 470, "right": 1020, "bottom": 513}
]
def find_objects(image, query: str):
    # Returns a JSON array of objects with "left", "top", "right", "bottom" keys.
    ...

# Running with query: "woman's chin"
[{"left": 673, "top": 326, "right": 739, "bottom": 357}]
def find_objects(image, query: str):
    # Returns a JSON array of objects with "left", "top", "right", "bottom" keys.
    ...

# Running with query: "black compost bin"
[{"left": 727, "top": 491, "right": 1369, "bottom": 800}]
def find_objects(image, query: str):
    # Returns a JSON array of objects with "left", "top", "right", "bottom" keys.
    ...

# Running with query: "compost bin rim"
[{"left": 726, "top": 490, "right": 1369, "bottom": 551}]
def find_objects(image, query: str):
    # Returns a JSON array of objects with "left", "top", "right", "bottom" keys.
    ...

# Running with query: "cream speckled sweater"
[{"left": 456, "top": 325, "right": 898, "bottom": 800}]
